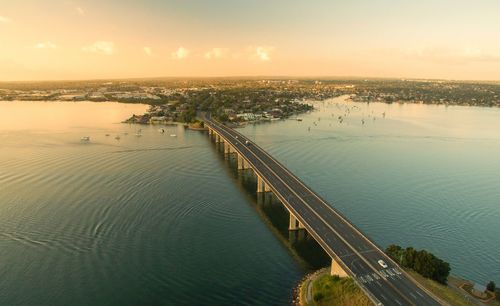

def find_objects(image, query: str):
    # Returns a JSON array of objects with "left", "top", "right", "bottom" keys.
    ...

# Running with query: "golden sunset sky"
[{"left": 1, "top": 0, "right": 500, "bottom": 81}]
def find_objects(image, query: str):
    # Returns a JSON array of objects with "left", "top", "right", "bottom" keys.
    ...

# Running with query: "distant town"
[{"left": 2, "top": 78, "right": 500, "bottom": 125}]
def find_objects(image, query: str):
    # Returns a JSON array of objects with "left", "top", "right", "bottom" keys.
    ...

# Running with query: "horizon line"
[{"left": 1, "top": 74, "right": 500, "bottom": 84}]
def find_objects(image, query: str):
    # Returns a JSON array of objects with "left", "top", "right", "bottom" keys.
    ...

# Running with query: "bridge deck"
[{"left": 205, "top": 119, "right": 443, "bottom": 306}]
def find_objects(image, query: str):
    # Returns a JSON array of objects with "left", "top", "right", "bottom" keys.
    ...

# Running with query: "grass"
[
  {"left": 405, "top": 270, "right": 475, "bottom": 306},
  {"left": 307, "top": 274, "right": 372, "bottom": 306},
  {"left": 301, "top": 268, "right": 499, "bottom": 306}
]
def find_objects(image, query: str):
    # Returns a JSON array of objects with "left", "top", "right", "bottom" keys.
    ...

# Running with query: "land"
[
  {"left": 407, "top": 271, "right": 477, "bottom": 306},
  {"left": 298, "top": 269, "right": 372, "bottom": 306},
  {"left": 298, "top": 268, "right": 496, "bottom": 306},
  {"left": 2, "top": 77, "right": 500, "bottom": 125},
  {"left": 297, "top": 244, "right": 498, "bottom": 306}
]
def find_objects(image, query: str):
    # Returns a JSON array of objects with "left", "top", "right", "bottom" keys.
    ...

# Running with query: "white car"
[
  {"left": 378, "top": 260, "right": 388, "bottom": 269},
  {"left": 245, "top": 140, "right": 250, "bottom": 145}
]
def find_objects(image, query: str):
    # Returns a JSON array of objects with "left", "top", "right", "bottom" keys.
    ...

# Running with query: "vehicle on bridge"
[{"left": 378, "top": 260, "right": 388, "bottom": 269}]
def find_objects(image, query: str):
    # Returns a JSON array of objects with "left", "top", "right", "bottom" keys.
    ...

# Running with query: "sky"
[{"left": 1, "top": 0, "right": 500, "bottom": 81}]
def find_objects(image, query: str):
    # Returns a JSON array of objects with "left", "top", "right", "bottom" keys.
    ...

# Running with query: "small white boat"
[
  {"left": 135, "top": 133, "right": 142, "bottom": 137},
  {"left": 170, "top": 134, "right": 177, "bottom": 137},
  {"left": 80, "top": 136, "right": 90, "bottom": 142}
]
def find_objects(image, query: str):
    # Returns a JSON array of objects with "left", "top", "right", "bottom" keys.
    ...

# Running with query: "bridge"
[{"left": 204, "top": 118, "right": 445, "bottom": 306}]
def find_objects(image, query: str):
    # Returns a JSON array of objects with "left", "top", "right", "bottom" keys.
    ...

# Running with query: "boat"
[
  {"left": 115, "top": 135, "right": 121, "bottom": 140},
  {"left": 80, "top": 136, "right": 90, "bottom": 142},
  {"left": 170, "top": 134, "right": 177, "bottom": 137},
  {"left": 297, "top": 118, "right": 303, "bottom": 121},
  {"left": 105, "top": 134, "right": 110, "bottom": 137},
  {"left": 135, "top": 133, "right": 142, "bottom": 137},
  {"left": 159, "top": 128, "right": 165, "bottom": 133}
]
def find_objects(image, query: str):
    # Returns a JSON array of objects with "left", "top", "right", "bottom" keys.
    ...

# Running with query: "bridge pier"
[
  {"left": 237, "top": 154, "right": 250, "bottom": 170},
  {"left": 331, "top": 258, "right": 349, "bottom": 278},
  {"left": 288, "top": 213, "right": 305, "bottom": 230},
  {"left": 256, "top": 175, "right": 271, "bottom": 193},
  {"left": 224, "top": 142, "right": 234, "bottom": 154}
]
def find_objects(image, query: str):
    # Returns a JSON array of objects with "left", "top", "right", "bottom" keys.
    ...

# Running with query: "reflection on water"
[
  {"left": 0, "top": 101, "right": 303, "bottom": 306},
  {"left": 239, "top": 96, "right": 500, "bottom": 286},
  {"left": 1, "top": 99, "right": 499, "bottom": 305},
  {"left": 215, "top": 143, "right": 335, "bottom": 271}
]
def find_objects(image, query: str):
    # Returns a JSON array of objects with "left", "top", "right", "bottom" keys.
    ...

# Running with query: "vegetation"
[
  {"left": 308, "top": 274, "right": 372, "bottom": 306},
  {"left": 496, "top": 288, "right": 500, "bottom": 301},
  {"left": 406, "top": 270, "right": 472, "bottom": 306},
  {"left": 385, "top": 245, "right": 450, "bottom": 284},
  {"left": 487, "top": 281, "right": 496, "bottom": 292},
  {"left": 2, "top": 77, "right": 500, "bottom": 108}
]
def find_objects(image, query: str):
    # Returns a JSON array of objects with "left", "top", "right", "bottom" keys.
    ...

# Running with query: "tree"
[
  {"left": 404, "top": 247, "right": 417, "bottom": 269},
  {"left": 218, "top": 113, "right": 229, "bottom": 122},
  {"left": 486, "top": 281, "right": 496, "bottom": 292},
  {"left": 384, "top": 244, "right": 450, "bottom": 284}
]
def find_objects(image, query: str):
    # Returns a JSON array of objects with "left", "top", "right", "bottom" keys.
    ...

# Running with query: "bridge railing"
[{"left": 208, "top": 119, "right": 448, "bottom": 306}]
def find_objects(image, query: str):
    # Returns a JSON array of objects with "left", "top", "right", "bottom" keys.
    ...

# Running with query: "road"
[{"left": 205, "top": 118, "right": 445, "bottom": 306}]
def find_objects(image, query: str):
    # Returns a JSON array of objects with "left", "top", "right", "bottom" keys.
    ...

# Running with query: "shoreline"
[
  {"left": 295, "top": 267, "right": 496, "bottom": 306},
  {"left": 295, "top": 268, "right": 329, "bottom": 306},
  {"left": 2, "top": 98, "right": 500, "bottom": 109}
]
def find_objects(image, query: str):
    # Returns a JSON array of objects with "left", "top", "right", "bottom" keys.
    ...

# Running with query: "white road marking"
[
  {"left": 409, "top": 293, "right": 417, "bottom": 299},
  {"left": 417, "top": 291, "right": 424, "bottom": 297},
  {"left": 395, "top": 298, "right": 403, "bottom": 305},
  {"left": 372, "top": 273, "right": 380, "bottom": 280}
]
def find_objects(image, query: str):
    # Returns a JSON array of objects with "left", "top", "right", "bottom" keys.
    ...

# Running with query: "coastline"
[
  {"left": 295, "top": 268, "right": 372, "bottom": 306},
  {"left": 296, "top": 268, "right": 496, "bottom": 306},
  {"left": 295, "top": 268, "right": 329, "bottom": 306}
]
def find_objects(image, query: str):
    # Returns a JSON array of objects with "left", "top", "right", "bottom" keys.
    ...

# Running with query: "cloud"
[
  {"left": 34, "top": 42, "right": 57, "bottom": 49},
  {"left": 171, "top": 47, "right": 189, "bottom": 60},
  {"left": 251, "top": 46, "right": 274, "bottom": 61},
  {"left": 204, "top": 48, "right": 229, "bottom": 60},
  {"left": 82, "top": 41, "right": 115, "bottom": 55},
  {"left": 144, "top": 47, "right": 152, "bottom": 56},
  {"left": 76, "top": 7, "right": 85, "bottom": 16},
  {"left": 0, "top": 16, "right": 11, "bottom": 23}
]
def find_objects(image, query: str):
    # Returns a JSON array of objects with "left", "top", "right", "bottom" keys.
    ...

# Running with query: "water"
[
  {"left": 0, "top": 99, "right": 499, "bottom": 305},
  {"left": 238, "top": 97, "right": 500, "bottom": 286}
]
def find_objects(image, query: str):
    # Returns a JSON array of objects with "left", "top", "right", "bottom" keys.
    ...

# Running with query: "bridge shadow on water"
[{"left": 211, "top": 140, "right": 330, "bottom": 271}]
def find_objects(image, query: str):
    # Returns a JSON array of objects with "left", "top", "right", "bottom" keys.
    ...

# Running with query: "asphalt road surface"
[{"left": 205, "top": 119, "right": 444, "bottom": 306}]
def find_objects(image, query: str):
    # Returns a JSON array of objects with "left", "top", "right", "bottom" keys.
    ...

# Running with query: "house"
[{"left": 472, "top": 283, "right": 487, "bottom": 299}]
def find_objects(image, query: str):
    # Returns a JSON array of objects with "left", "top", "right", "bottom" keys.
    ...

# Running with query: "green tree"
[
  {"left": 404, "top": 247, "right": 417, "bottom": 269},
  {"left": 486, "top": 281, "right": 496, "bottom": 292},
  {"left": 218, "top": 113, "right": 229, "bottom": 122},
  {"left": 385, "top": 245, "right": 450, "bottom": 284}
]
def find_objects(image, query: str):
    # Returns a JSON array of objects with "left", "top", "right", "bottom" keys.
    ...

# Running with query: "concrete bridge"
[{"left": 205, "top": 118, "right": 445, "bottom": 306}]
